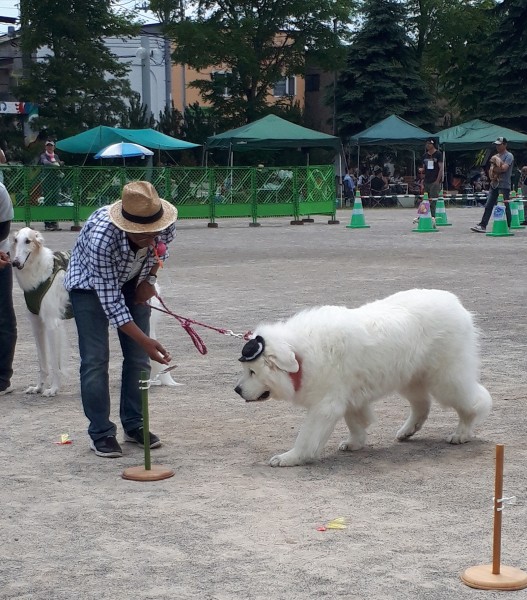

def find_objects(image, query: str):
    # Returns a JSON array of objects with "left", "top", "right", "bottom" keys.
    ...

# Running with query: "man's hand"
[
  {"left": 0, "top": 251, "right": 10, "bottom": 270},
  {"left": 142, "top": 337, "right": 171, "bottom": 365},
  {"left": 135, "top": 280, "right": 157, "bottom": 304},
  {"left": 119, "top": 320, "right": 170, "bottom": 364}
]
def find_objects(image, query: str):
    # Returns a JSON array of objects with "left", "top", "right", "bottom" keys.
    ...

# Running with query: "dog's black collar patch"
[{"left": 239, "top": 335, "right": 265, "bottom": 362}]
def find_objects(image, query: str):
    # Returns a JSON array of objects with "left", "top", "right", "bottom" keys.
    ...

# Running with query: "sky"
[{"left": 0, "top": 1, "right": 157, "bottom": 36}]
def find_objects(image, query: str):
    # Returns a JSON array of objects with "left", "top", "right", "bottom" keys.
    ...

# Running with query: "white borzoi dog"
[
  {"left": 11, "top": 227, "right": 71, "bottom": 396},
  {"left": 235, "top": 289, "right": 492, "bottom": 467},
  {"left": 11, "top": 227, "right": 178, "bottom": 396}
]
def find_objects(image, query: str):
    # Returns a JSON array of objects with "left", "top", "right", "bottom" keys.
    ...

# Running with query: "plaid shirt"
[{"left": 64, "top": 206, "right": 176, "bottom": 328}]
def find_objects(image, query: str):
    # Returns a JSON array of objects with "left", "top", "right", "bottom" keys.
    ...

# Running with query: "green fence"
[{"left": 4, "top": 164, "right": 337, "bottom": 227}]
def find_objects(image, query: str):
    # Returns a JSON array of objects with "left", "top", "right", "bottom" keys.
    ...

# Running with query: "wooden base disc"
[
  {"left": 461, "top": 564, "right": 527, "bottom": 591},
  {"left": 121, "top": 465, "right": 175, "bottom": 482}
]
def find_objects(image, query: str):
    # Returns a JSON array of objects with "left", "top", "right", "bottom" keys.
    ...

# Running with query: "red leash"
[{"left": 151, "top": 295, "right": 252, "bottom": 355}]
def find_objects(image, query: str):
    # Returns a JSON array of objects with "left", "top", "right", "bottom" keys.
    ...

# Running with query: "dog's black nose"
[{"left": 234, "top": 386, "right": 242, "bottom": 396}]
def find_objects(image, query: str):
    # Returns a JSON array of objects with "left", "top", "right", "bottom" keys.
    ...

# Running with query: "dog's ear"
[
  {"left": 265, "top": 340, "right": 299, "bottom": 373},
  {"left": 33, "top": 230, "right": 44, "bottom": 246}
]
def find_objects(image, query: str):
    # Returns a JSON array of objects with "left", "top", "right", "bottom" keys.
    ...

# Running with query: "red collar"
[{"left": 288, "top": 356, "right": 302, "bottom": 392}]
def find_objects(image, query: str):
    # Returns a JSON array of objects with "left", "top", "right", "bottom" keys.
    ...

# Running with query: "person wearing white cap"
[
  {"left": 471, "top": 137, "right": 514, "bottom": 233},
  {"left": 65, "top": 181, "right": 178, "bottom": 458}
]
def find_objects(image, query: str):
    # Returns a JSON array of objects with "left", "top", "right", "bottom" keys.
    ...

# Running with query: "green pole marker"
[{"left": 140, "top": 370, "right": 151, "bottom": 471}]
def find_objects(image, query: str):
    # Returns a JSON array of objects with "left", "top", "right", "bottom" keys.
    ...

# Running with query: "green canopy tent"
[
  {"left": 206, "top": 114, "right": 340, "bottom": 165},
  {"left": 349, "top": 114, "right": 433, "bottom": 146},
  {"left": 56, "top": 126, "right": 200, "bottom": 159},
  {"left": 437, "top": 119, "right": 527, "bottom": 150},
  {"left": 207, "top": 114, "right": 342, "bottom": 209},
  {"left": 349, "top": 115, "right": 434, "bottom": 178}
]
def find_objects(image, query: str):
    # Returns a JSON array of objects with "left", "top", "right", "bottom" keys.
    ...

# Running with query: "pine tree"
[
  {"left": 477, "top": 0, "right": 527, "bottom": 131},
  {"left": 335, "top": 0, "right": 435, "bottom": 137}
]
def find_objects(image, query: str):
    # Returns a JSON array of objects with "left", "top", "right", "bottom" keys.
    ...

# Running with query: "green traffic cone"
[
  {"left": 434, "top": 190, "right": 452, "bottom": 226},
  {"left": 487, "top": 194, "right": 514, "bottom": 237},
  {"left": 412, "top": 193, "right": 439, "bottom": 233},
  {"left": 517, "top": 189, "right": 525, "bottom": 223},
  {"left": 346, "top": 191, "right": 370, "bottom": 229},
  {"left": 509, "top": 191, "right": 525, "bottom": 229}
]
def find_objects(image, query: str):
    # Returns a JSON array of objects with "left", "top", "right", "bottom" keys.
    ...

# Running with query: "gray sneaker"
[
  {"left": 0, "top": 386, "right": 14, "bottom": 396},
  {"left": 470, "top": 224, "right": 486, "bottom": 233}
]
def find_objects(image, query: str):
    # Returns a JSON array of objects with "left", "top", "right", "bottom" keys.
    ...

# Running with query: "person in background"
[
  {"left": 383, "top": 155, "right": 395, "bottom": 178},
  {"left": 0, "top": 181, "right": 16, "bottom": 396},
  {"left": 64, "top": 181, "right": 177, "bottom": 458},
  {"left": 0, "top": 146, "right": 6, "bottom": 184},
  {"left": 471, "top": 137, "right": 514, "bottom": 233},
  {"left": 369, "top": 166, "right": 389, "bottom": 195},
  {"left": 422, "top": 138, "right": 444, "bottom": 217},
  {"left": 342, "top": 168, "right": 355, "bottom": 204},
  {"left": 519, "top": 165, "right": 527, "bottom": 225},
  {"left": 39, "top": 140, "right": 64, "bottom": 232}
]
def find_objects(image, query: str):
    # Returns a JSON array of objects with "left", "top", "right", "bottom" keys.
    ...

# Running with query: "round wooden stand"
[
  {"left": 122, "top": 465, "right": 175, "bottom": 481},
  {"left": 461, "top": 565, "right": 527, "bottom": 591},
  {"left": 461, "top": 445, "right": 527, "bottom": 591}
]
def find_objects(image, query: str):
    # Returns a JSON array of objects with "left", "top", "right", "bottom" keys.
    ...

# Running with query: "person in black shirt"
[{"left": 422, "top": 138, "right": 443, "bottom": 217}]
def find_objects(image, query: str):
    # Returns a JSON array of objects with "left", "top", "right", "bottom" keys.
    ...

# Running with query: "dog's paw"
[
  {"left": 269, "top": 450, "right": 306, "bottom": 467},
  {"left": 396, "top": 421, "right": 423, "bottom": 441},
  {"left": 445, "top": 433, "right": 471, "bottom": 445},
  {"left": 24, "top": 385, "right": 43, "bottom": 394},
  {"left": 338, "top": 439, "right": 364, "bottom": 452},
  {"left": 42, "top": 387, "right": 58, "bottom": 397},
  {"left": 158, "top": 375, "right": 183, "bottom": 387}
]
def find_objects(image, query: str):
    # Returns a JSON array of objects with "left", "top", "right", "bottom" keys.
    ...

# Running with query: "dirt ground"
[{"left": 2, "top": 206, "right": 527, "bottom": 600}]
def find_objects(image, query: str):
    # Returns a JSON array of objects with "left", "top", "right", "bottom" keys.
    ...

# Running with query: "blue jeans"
[
  {"left": 0, "top": 263, "right": 17, "bottom": 391},
  {"left": 479, "top": 187, "right": 511, "bottom": 228},
  {"left": 70, "top": 282, "right": 151, "bottom": 441}
]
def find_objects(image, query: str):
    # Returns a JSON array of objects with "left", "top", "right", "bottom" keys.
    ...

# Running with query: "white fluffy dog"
[{"left": 235, "top": 289, "right": 492, "bottom": 467}]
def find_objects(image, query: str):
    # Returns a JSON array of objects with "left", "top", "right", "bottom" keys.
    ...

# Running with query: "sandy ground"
[{"left": 2, "top": 206, "right": 527, "bottom": 600}]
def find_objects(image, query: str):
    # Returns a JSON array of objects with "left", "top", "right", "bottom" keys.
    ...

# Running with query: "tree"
[
  {"left": 334, "top": 0, "right": 436, "bottom": 138},
  {"left": 405, "top": 0, "right": 497, "bottom": 120},
  {"left": 163, "top": 0, "right": 352, "bottom": 126},
  {"left": 476, "top": 0, "right": 527, "bottom": 131},
  {"left": 19, "top": 0, "right": 140, "bottom": 139}
]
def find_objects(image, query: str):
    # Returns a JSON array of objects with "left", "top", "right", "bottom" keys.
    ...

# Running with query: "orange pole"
[{"left": 492, "top": 444, "right": 505, "bottom": 575}]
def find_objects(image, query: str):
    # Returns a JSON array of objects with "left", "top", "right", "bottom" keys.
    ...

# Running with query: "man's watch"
[{"left": 146, "top": 274, "right": 157, "bottom": 286}]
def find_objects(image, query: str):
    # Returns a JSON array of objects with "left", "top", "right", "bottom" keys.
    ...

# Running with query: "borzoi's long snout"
[{"left": 12, "top": 255, "right": 28, "bottom": 270}]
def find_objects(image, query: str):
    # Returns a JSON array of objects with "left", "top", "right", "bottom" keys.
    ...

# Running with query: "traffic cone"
[
  {"left": 412, "top": 193, "right": 439, "bottom": 233},
  {"left": 509, "top": 191, "right": 525, "bottom": 229},
  {"left": 487, "top": 194, "right": 514, "bottom": 237},
  {"left": 434, "top": 190, "right": 452, "bottom": 226},
  {"left": 517, "top": 189, "right": 525, "bottom": 223},
  {"left": 346, "top": 190, "right": 370, "bottom": 229}
]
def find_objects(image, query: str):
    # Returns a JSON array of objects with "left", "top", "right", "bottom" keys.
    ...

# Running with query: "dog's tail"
[{"left": 473, "top": 383, "right": 492, "bottom": 425}]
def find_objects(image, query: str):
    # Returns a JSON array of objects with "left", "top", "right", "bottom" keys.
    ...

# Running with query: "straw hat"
[{"left": 108, "top": 181, "right": 177, "bottom": 233}]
